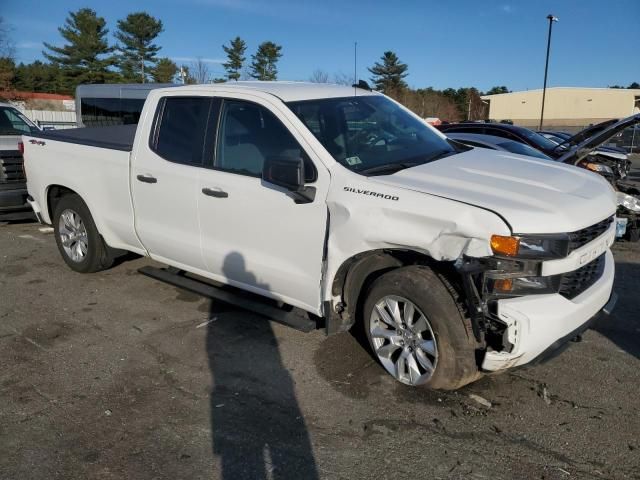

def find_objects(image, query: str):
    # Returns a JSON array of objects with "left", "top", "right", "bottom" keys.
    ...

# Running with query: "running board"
[{"left": 138, "top": 266, "right": 317, "bottom": 333}]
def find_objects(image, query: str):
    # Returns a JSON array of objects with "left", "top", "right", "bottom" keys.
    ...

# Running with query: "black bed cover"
[{"left": 29, "top": 124, "right": 137, "bottom": 152}]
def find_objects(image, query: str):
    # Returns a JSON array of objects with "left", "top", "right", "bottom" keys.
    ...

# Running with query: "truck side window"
[
  {"left": 215, "top": 100, "right": 316, "bottom": 182},
  {"left": 152, "top": 97, "right": 211, "bottom": 166}
]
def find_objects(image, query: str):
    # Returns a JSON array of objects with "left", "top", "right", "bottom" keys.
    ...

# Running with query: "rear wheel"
[
  {"left": 363, "top": 266, "right": 481, "bottom": 390},
  {"left": 53, "top": 194, "right": 114, "bottom": 273}
]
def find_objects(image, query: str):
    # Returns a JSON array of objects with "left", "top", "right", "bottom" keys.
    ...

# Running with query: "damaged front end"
[{"left": 455, "top": 232, "right": 578, "bottom": 366}]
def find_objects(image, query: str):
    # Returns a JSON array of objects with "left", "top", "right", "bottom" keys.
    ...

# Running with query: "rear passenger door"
[
  {"left": 132, "top": 95, "right": 216, "bottom": 272},
  {"left": 197, "top": 95, "right": 330, "bottom": 314}
]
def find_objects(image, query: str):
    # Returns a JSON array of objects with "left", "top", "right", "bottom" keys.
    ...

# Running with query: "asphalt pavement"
[{"left": 1, "top": 219, "right": 639, "bottom": 479}]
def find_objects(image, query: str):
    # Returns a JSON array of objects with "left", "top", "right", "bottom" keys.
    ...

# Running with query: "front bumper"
[{"left": 482, "top": 248, "right": 615, "bottom": 371}]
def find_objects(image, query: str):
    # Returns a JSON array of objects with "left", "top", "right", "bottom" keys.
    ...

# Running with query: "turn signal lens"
[
  {"left": 493, "top": 278, "right": 513, "bottom": 292},
  {"left": 490, "top": 235, "right": 520, "bottom": 256}
]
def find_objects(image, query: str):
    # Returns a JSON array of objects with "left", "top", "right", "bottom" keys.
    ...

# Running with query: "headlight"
[
  {"left": 491, "top": 234, "right": 569, "bottom": 259},
  {"left": 585, "top": 162, "right": 614, "bottom": 174},
  {"left": 617, "top": 192, "right": 640, "bottom": 213},
  {"left": 486, "top": 275, "right": 559, "bottom": 296}
]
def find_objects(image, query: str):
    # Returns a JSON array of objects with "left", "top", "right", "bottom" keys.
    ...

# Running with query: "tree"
[
  {"left": 309, "top": 69, "right": 329, "bottom": 83},
  {"left": 250, "top": 41, "right": 282, "bottom": 81},
  {"left": 222, "top": 36, "right": 246, "bottom": 81},
  {"left": 115, "top": 12, "right": 163, "bottom": 82},
  {"left": 191, "top": 57, "right": 209, "bottom": 84},
  {"left": 0, "top": 57, "right": 15, "bottom": 97},
  {"left": 43, "top": 8, "right": 117, "bottom": 91},
  {"left": 150, "top": 57, "right": 177, "bottom": 83},
  {"left": 368, "top": 51, "right": 408, "bottom": 93},
  {"left": 333, "top": 72, "right": 355, "bottom": 86},
  {"left": 629, "top": 82, "right": 640, "bottom": 89},
  {"left": 13, "top": 61, "right": 64, "bottom": 93},
  {"left": 0, "top": 17, "right": 15, "bottom": 59},
  {"left": 485, "top": 85, "right": 509, "bottom": 95}
]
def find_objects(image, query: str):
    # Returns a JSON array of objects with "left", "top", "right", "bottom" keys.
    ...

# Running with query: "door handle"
[
  {"left": 202, "top": 187, "right": 228, "bottom": 198},
  {"left": 137, "top": 174, "right": 157, "bottom": 184}
]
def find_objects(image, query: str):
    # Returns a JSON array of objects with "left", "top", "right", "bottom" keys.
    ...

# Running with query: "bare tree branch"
[
  {"left": 309, "top": 69, "right": 329, "bottom": 83},
  {"left": 333, "top": 72, "right": 355, "bottom": 86},
  {"left": 191, "top": 57, "right": 210, "bottom": 84},
  {"left": 0, "top": 17, "right": 16, "bottom": 59}
]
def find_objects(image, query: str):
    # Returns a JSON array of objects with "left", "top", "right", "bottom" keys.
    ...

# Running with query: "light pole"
[{"left": 539, "top": 14, "right": 558, "bottom": 130}]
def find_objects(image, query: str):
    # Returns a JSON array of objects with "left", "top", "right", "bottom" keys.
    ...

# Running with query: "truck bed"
[{"left": 29, "top": 124, "right": 137, "bottom": 152}]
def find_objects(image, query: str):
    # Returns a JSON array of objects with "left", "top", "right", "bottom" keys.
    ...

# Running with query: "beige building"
[{"left": 481, "top": 87, "right": 640, "bottom": 128}]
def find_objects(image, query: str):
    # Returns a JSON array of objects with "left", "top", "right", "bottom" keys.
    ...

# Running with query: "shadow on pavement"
[
  {"left": 592, "top": 260, "right": 640, "bottom": 359},
  {"left": 205, "top": 252, "right": 319, "bottom": 480}
]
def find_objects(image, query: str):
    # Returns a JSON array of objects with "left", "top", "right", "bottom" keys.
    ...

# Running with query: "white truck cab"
[{"left": 23, "top": 82, "right": 617, "bottom": 389}]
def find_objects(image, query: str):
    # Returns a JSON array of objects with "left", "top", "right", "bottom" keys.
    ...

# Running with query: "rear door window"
[{"left": 152, "top": 97, "right": 212, "bottom": 166}]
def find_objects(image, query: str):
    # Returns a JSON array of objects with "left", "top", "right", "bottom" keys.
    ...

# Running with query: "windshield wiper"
[
  {"left": 425, "top": 149, "right": 457, "bottom": 162},
  {"left": 358, "top": 162, "right": 421, "bottom": 176}
]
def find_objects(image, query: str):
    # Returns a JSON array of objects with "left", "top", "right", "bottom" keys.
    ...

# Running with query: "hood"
[
  {"left": 557, "top": 113, "right": 640, "bottom": 165},
  {"left": 372, "top": 148, "right": 616, "bottom": 234}
]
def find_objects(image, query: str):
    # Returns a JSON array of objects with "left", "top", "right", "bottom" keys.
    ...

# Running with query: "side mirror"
[
  {"left": 262, "top": 156, "right": 315, "bottom": 203},
  {"left": 263, "top": 156, "right": 305, "bottom": 191}
]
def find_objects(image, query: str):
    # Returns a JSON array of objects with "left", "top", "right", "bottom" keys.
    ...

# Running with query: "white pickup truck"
[{"left": 23, "top": 82, "right": 618, "bottom": 390}]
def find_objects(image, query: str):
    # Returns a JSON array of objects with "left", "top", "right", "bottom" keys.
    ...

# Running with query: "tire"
[
  {"left": 53, "top": 194, "right": 114, "bottom": 273},
  {"left": 363, "top": 265, "right": 481, "bottom": 390}
]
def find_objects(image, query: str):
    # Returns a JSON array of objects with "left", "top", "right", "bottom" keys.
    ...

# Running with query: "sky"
[{"left": 2, "top": 0, "right": 639, "bottom": 92}]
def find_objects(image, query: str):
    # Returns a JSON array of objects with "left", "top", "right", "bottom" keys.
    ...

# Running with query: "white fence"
[{"left": 19, "top": 109, "right": 77, "bottom": 130}]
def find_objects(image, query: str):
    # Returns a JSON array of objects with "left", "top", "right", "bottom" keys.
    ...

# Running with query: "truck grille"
[
  {"left": 559, "top": 254, "right": 606, "bottom": 300},
  {"left": 567, "top": 216, "right": 614, "bottom": 253},
  {"left": 0, "top": 150, "right": 26, "bottom": 183}
]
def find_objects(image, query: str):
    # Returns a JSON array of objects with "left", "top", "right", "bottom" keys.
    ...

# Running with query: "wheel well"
[
  {"left": 327, "top": 249, "right": 460, "bottom": 334},
  {"left": 47, "top": 185, "right": 78, "bottom": 220}
]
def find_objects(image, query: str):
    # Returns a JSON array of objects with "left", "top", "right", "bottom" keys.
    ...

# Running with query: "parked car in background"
[
  {"left": 447, "top": 133, "right": 553, "bottom": 160},
  {"left": 438, "top": 121, "right": 563, "bottom": 157},
  {"left": 23, "top": 82, "right": 618, "bottom": 390},
  {"left": 0, "top": 103, "right": 38, "bottom": 221},
  {"left": 76, "top": 83, "right": 176, "bottom": 127}
]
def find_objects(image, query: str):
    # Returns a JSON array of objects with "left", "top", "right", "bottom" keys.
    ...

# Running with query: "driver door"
[{"left": 197, "top": 95, "right": 330, "bottom": 314}]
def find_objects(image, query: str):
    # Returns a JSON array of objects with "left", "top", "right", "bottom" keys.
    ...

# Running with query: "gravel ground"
[{"left": 1, "top": 218, "right": 639, "bottom": 479}]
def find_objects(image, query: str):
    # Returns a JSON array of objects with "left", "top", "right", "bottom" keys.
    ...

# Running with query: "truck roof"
[{"left": 156, "top": 81, "right": 380, "bottom": 103}]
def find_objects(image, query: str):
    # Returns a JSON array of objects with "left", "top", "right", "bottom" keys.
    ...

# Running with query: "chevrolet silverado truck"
[{"left": 23, "top": 82, "right": 618, "bottom": 389}]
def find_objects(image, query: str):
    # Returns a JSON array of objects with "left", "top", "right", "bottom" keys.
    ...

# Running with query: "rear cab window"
[
  {"left": 0, "top": 107, "right": 38, "bottom": 135},
  {"left": 150, "top": 96, "right": 215, "bottom": 166}
]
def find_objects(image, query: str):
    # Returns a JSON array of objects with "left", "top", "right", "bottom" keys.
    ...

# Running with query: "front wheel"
[
  {"left": 53, "top": 194, "right": 114, "bottom": 273},
  {"left": 363, "top": 266, "right": 481, "bottom": 390}
]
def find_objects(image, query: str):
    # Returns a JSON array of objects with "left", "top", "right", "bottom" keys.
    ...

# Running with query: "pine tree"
[
  {"left": 222, "top": 36, "right": 246, "bottom": 81},
  {"left": 368, "top": 51, "right": 408, "bottom": 93},
  {"left": 115, "top": 12, "right": 163, "bottom": 83},
  {"left": 151, "top": 57, "right": 177, "bottom": 83},
  {"left": 250, "top": 41, "right": 282, "bottom": 81},
  {"left": 485, "top": 86, "right": 509, "bottom": 95},
  {"left": 43, "top": 8, "right": 117, "bottom": 91}
]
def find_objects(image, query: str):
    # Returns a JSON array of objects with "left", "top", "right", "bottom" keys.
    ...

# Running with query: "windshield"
[
  {"left": 497, "top": 140, "right": 552, "bottom": 160},
  {"left": 0, "top": 107, "right": 38, "bottom": 135},
  {"left": 518, "top": 128, "right": 562, "bottom": 152},
  {"left": 287, "top": 96, "right": 458, "bottom": 174}
]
